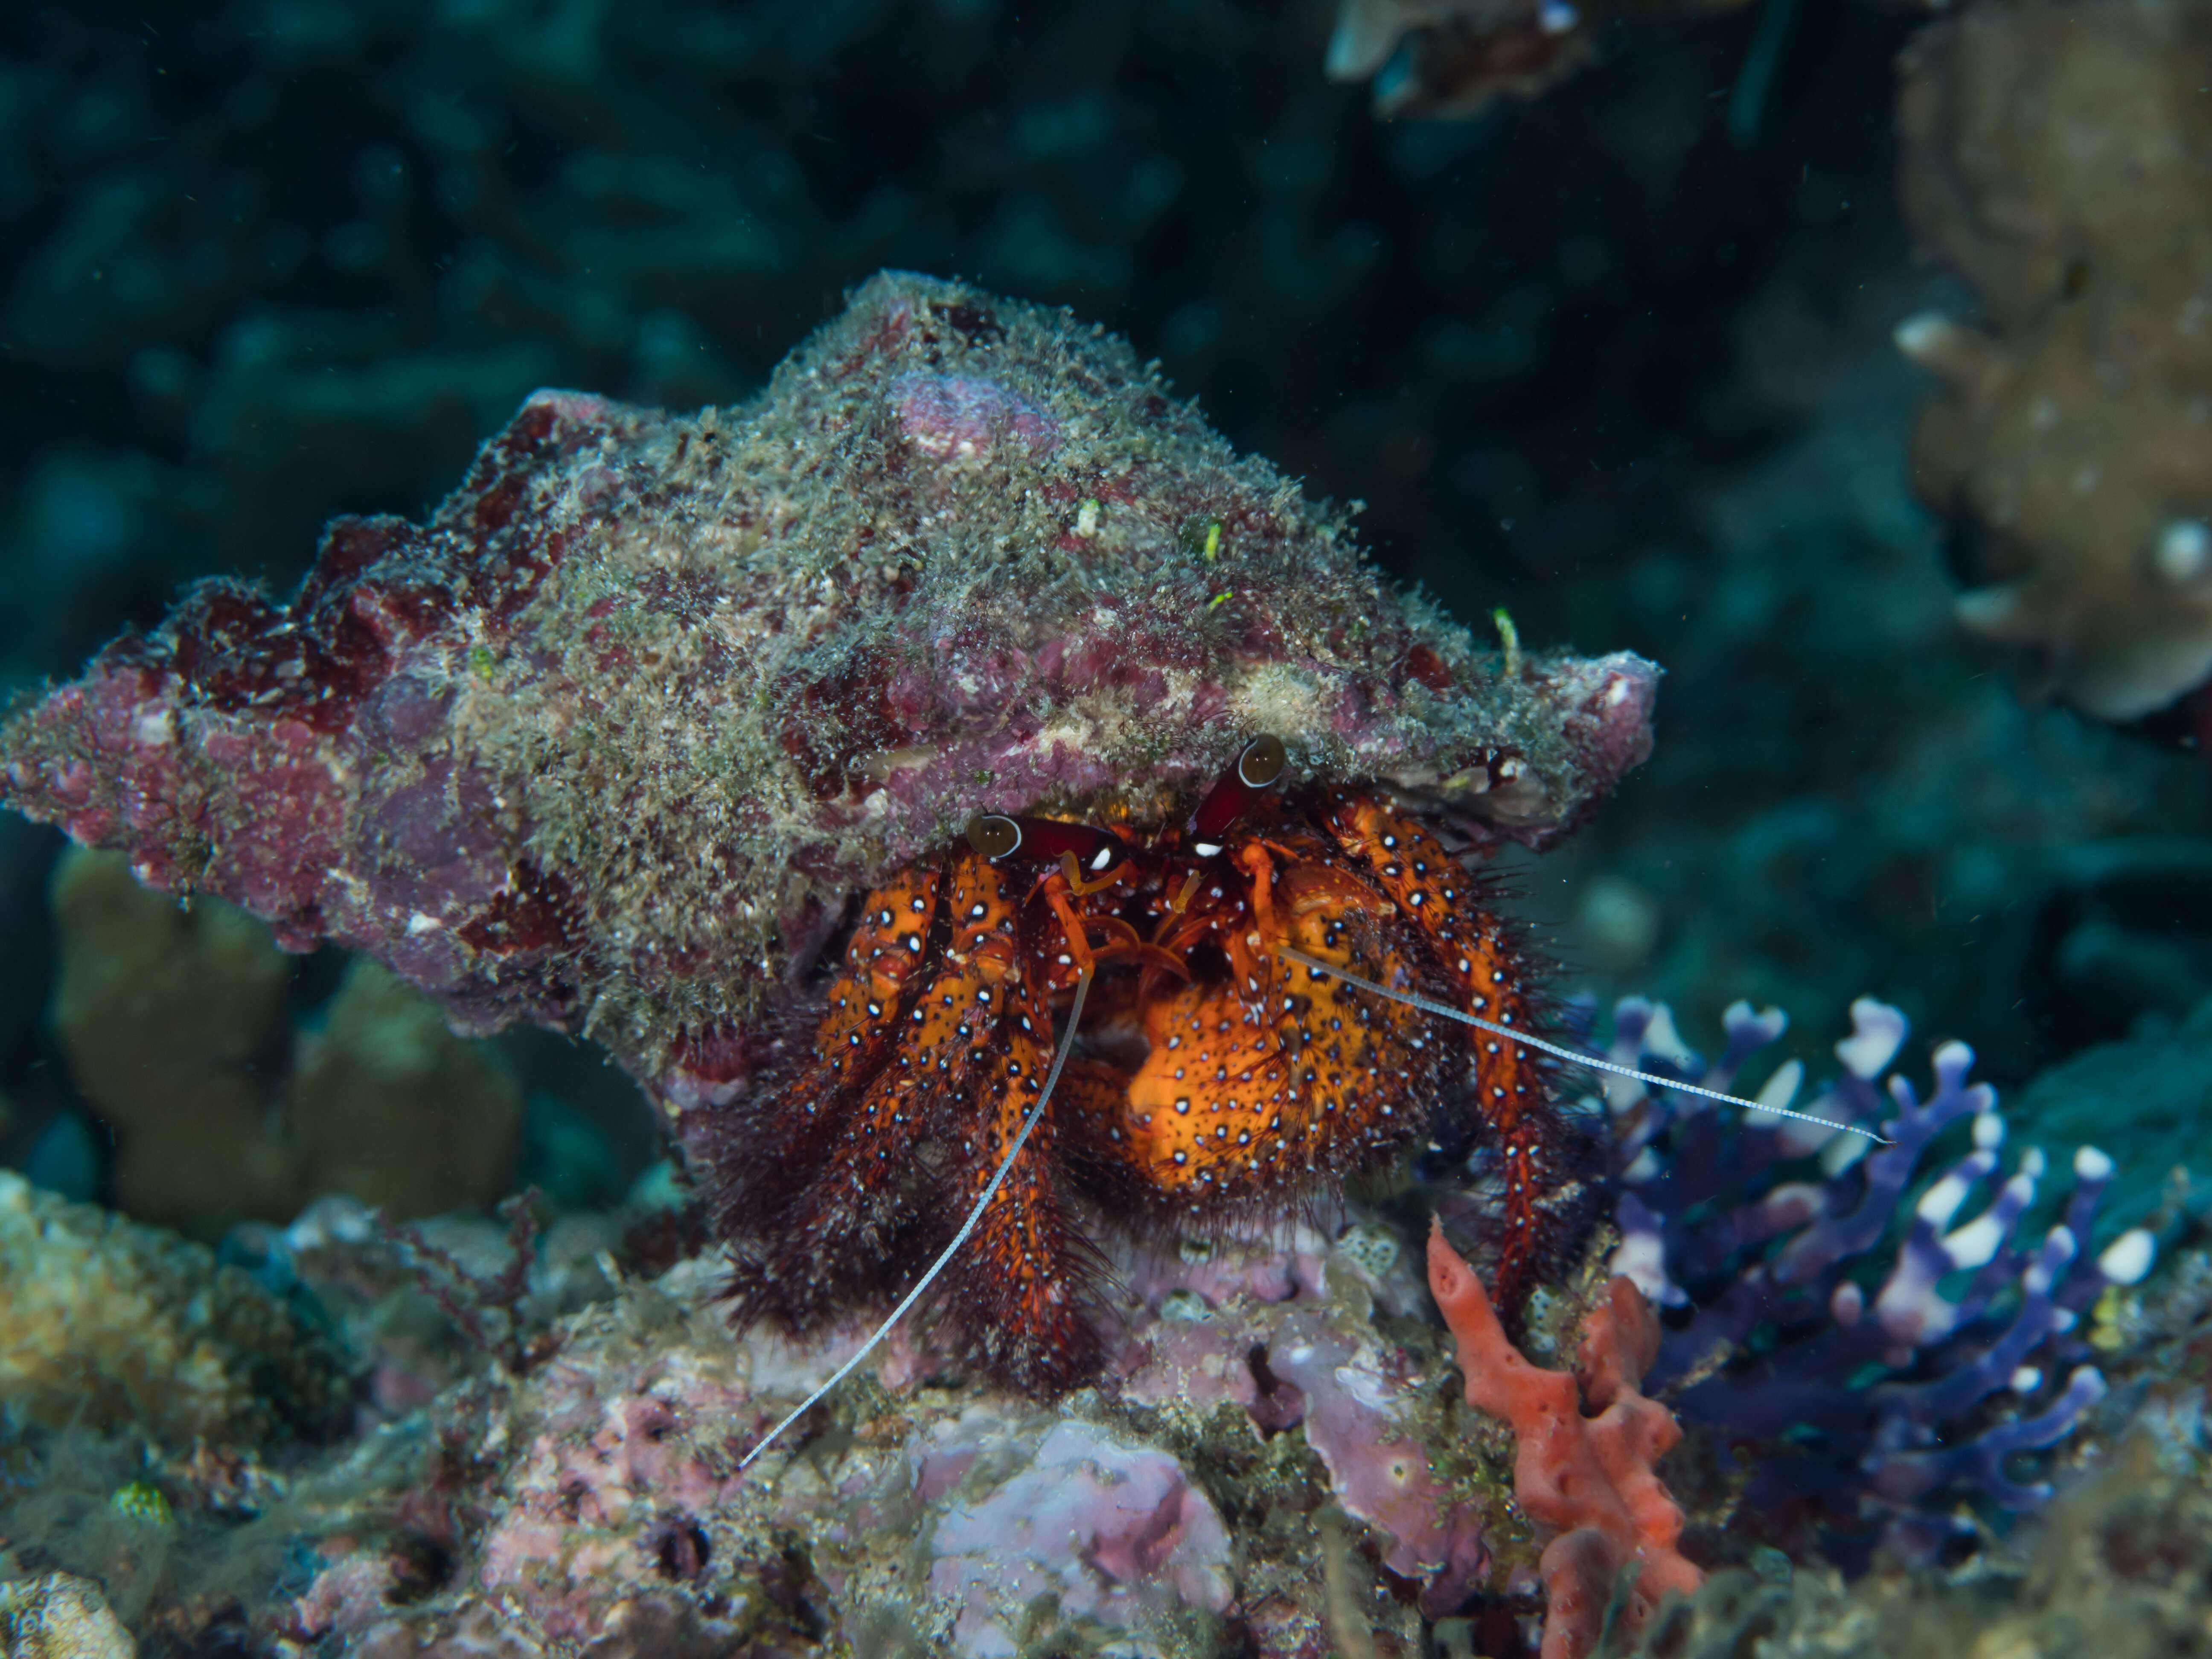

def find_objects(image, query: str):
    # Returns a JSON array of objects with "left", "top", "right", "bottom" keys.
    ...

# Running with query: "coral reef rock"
[
  {"left": 0, "top": 1170, "right": 348, "bottom": 1448},
  {"left": 0, "top": 271, "right": 1656, "bottom": 1113},
  {"left": 302, "top": 1227, "right": 1501, "bottom": 1659},
  {"left": 1637, "top": 1434, "right": 2212, "bottom": 1659},
  {"left": 0, "top": 1573, "right": 136, "bottom": 1659},
  {"left": 1898, "top": 0, "right": 2212, "bottom": 722}
]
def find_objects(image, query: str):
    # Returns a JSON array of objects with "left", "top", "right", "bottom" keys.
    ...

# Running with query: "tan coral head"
[
  {"left": 1951, "top": 541, "right": 2212, "bottom": 724},
  {"left": 1893, "top": 0, "right": 2212, "bottom": 725},
  {"left": 1897, "top": 309, "right": 2212, "bottom": 723}
]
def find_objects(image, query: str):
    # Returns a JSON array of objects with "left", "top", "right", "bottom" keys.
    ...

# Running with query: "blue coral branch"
[{"left": 1580, "top": 994, "right": 2155, "bottom": 1563}]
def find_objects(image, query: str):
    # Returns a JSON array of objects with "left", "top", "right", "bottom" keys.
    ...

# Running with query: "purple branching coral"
[{"left": 1589, "top": 995, "right": 2154, "bottom": 1566}]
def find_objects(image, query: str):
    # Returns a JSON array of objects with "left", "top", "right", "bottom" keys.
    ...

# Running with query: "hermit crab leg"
[
  {"left": 736, "top": 963, "right": 1096, "bottom": 1470},
  {"left": 1274, "top": 947, "right": 1890, "bottom": 1144}
]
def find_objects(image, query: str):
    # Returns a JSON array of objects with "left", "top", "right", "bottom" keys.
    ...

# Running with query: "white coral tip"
[
  {"left": 2153, "top": 518, "right": 2212, "bottom": 587},
  {"left": 2063, "top": 1366, "right": 2108, "bottom": 1407},
  {"left": 1942, "top": 1211, "right": 2006, "bottom": 1270},
  {"left": 1641, "top": 1004, "right": 1692, "bottom": 1065},
  {"left": 1932, "top": 1038, "right": 1975, "bottom": 1075},
  {"left": 1893, "top": 311, "right": 2000, "bottom": 386},
  {"left": 1918, "top": 1167, "right": 1978, "bottom": 1230},
  {"left": 1837, "top": 998, "right": 1906, "bottom": 1079},
  {"left": 2098, "top": 1229, "right": 2155, "bottom": 1286},
  {"left": 1820, "top": 1125, "right": 1871, "bottom": 1177},
  {"left": 1756, "top": 1057, "right": 1805, "bottom": 1112},
  {"left": 1893, "top": 311, "right": 1955, "bottom": 359}
]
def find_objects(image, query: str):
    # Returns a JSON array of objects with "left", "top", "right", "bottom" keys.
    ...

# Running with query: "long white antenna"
[
  {"left": 738, "top": 965, "right": 1097, "bottom": 1470},
  {"left": 1275, "top": 947, "right": 1889, "bottom": 1145}
]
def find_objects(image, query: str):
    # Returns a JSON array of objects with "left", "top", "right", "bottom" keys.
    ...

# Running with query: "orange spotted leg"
[
  {"left": 931, "top": 950, "right": 1107, "bottom": 1394},
  {"left": 1274, "top": 946, "right": 1889, "bottom": 1137},
  {"left": 737, "top": 962, "right": 1095, "bottom": 1470},
  {"left": 1275, "top": 946, "right": 1887, "bottom": 1321},
  {"left": 715, "top": 867, "right": 947, "bottom": 1327},
  {"left": 1316, "top": 795, "right": 1883, "bottom": 1325}
]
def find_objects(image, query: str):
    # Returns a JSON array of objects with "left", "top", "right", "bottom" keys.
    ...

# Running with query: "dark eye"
[
  {"left": 965, "top": 814, "right": 1023, "bottom": 859},
  {"left": 1237, "top": 734, "right": 1287, "bottom": 789}
]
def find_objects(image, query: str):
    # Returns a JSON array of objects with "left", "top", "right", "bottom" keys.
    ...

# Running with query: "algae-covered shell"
[{"left": 0, "top": 271, "right": 1654, "bottom": 1100}]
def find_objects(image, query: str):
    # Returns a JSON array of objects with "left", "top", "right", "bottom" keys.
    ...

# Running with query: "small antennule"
[
  {"left": 737, "top": 964, "right": 1097, "bottom": 1471},
  {"left": 1275, "top": 947, "right": 1890, "bottom": 1145}
]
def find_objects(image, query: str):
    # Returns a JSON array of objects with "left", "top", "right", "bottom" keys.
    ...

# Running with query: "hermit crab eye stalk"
[
  {"left": 966, "top": 814, "right": 1023, "bottom": 860},
  {"left": 1188, "top": 733, "right": 1293, "bottom": 849},
  {"left": 966, "top": 813, "right": 1129, "bottom": 883},
  {"left": 1237, "top": 733, "right": 1288, "bottom": 790}
]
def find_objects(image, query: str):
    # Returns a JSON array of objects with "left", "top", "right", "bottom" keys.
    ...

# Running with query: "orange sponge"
[{"left": 1428, "top": 1221, "right": 1704, "bottom": 1659}]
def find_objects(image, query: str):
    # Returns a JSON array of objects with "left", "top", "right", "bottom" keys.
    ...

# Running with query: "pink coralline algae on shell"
[{"left": 0, "top": 270, "right": 1656, "bottom": 1113}]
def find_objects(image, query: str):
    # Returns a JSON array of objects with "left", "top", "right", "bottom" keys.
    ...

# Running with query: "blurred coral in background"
[{"left": 1896, "top": 0, "right": 2212, "bottom": 731}]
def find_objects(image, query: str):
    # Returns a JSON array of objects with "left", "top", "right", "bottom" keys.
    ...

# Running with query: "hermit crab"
[
  {"left": 716, "top": 730, "right": 1875, "bottom": 1468},
  {"left": 0, "top": 272, "right": 1685, "bottom": 1415},
  {"left": 710, "top": 734, "right": 1577, "bottom": 1401}
]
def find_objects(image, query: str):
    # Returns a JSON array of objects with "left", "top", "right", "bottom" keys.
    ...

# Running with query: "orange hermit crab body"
[{"left": 710, "top": 738, "right": 1578, "bottom": 1396}]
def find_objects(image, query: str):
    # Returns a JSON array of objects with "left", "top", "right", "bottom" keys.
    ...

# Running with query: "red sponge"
[{"left": 1428, "top": 1221, "right": 1705, "bottom": 1659}]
